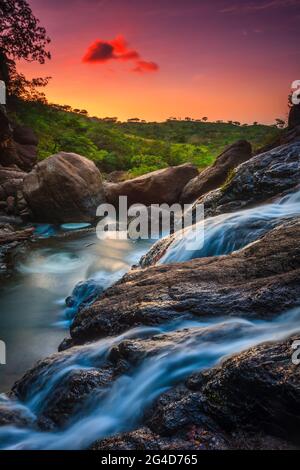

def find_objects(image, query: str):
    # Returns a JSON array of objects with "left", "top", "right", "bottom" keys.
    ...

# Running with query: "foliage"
[
  {"left": 10, "top": 99, "right": 281, "bottom": 177},
  {"left": 0, "top": 0, "right": 50, "bottom": 63},
  {"left": 0, "top": 0, "right": 51, "bottom": 102}
]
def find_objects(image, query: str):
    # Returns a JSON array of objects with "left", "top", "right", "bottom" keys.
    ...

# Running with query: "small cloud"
[
  {"left": 132, "top": 60, "right": 159, "bottom": 73},
  {"left": 83, "top": 41, "right": 114, "bottom": 63},
  {"left": 82, "top": 35, "right": 159, "bottom": 73}
]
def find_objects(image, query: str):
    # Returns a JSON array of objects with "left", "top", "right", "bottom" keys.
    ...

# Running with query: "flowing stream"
[
  {"left": 0, "top": 188, "right": 299, "bottom": 449},
  {"left": 0, "top": 307, "right": 299, "bottom": 449},
  {"left": 0, "top": 228, "right": 151, "bottom": 392}
]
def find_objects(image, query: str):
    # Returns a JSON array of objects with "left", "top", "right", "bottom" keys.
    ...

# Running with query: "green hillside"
[{"left": 9, "top": 100, "right": 280, "bottom": 178}]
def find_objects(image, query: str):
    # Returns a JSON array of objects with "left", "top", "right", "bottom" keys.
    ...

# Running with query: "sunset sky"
[{"left": 18, "top": 0, "right": 300, "bottom": 123}]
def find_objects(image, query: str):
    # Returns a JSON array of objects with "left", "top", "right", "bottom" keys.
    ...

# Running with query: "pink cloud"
[{"left": 82, "top": 35, "right": 159, "bottom": 73}]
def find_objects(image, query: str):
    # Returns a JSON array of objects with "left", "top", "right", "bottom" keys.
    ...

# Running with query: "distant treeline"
[{"left": 9, "top": 99, "right": 281, "bottom": 177}]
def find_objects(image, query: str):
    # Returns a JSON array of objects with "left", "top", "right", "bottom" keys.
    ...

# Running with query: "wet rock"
[
  {"left": 139, "top": 235, "right": 174, "bottom": 268},
  {"left": 36, "top": 367, "right": 115, "bottom": 430},
  {"left": 65, "top": 279, "right": 104, "bottom": 322},
  {"left": 11, "top": 342, "right": 127, "bottom": 430},
  {"left": 0, "top": 400, "right": 35, "bottom": 428},
  {"left": 94, "top": 335, "right": 300, "bottom": 450},
  {"left": 190, "top": 335, "right": 300, "bottom": 442},
  {"left": 180, "top": 140, "right": 252, "bottom": 204},
  {"left": 22, "top": 152, "right": 106, "bottom": 223},
  {"left": 91, "top": 426, "right": 229, "bottom": 450},
  {"left": 5, "top": 303, "right": 300, "bottom": 447},
  {"left": 198, "top": 142, "right": 300, "bottom": 217},
  {"left": 104, "top": 163, "right": 198, "bottom": 207},
  {"left": 69, "top": 219, "right": 300, "bottom": 345}
]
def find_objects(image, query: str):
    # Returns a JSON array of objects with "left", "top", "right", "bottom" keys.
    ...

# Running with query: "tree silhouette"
[
  {"left": 0, "top": 0, "right": 51, "bottom": 100},
  {"left": 0, "top": 0, "right": 50, "bottom": 64}
]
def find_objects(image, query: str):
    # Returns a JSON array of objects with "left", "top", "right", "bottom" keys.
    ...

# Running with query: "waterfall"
[
  {"left": 159, "top": 189, "right": 300, "bottom": 265},
  {"left": 0, "top": 188, "right": 299, "bottom": 450},
  {"left": 0, "top": 307, "right": 299, "bottom": 450}
]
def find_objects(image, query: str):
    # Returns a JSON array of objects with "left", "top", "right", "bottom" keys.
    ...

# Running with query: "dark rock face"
[
  {"left": 92, "top": 427, "right": 296, "bottom": 450},
  {"left": 12, "top": 126, "right": 38, "bottom": 172},
  {"left": 13, "top": 126, "right": 38, "bottom": 147},
  {"left": 14, "top": 142, "right": 37, "bottom": 172},
  {"left": 180, "top": 140, "right": 252, "bottom": 204},
  {"left": 0, "top": 167, "right": 26, "bottom": 212},
  {"left": 197, "top": 336, "right": 300, "bottom": 441},
  {"left": 289, "top": 104, "right": 300, "bottom": 129},
  {"left": 198, "top": 142, "right": 300, "bottom": 217},
  {"left": 104, "top": 163, "right": 198, "bottom": 207},
  {"left": 22, "top": 152, "right": 106, "bottom": 223},
  {"left": 68, "top": 219, "right": 300, "bottom": 346},
  {"left": 0, "top": 108, "right": 38, "bottom": 172},
  {"left": 0, "top": 105, "right": 10, "bottom": 143},
  {"left": 93, "top": 335, "right": 300, "bottom": 450}
]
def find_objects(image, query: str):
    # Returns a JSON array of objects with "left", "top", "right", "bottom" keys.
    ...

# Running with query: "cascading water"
[
  {"left": 0, "top": 187, "right": 299, "bottom": 449},
  {"left": 159, "top": 188, "right": 300, "bottom": 264},
  {"left": 0, "top": 307, "right": 299, "bottom": 449}
]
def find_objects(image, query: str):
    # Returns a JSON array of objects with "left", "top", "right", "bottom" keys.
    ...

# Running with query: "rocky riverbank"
[{"left": 0, "top": 105, "right": 300, "bottom": 450}]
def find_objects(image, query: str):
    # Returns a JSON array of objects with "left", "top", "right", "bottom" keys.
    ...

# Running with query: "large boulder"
[
  {"left": 104, "top": 163, "right": 198, "bottom": 207},
  {"left": 22, "top": 152, "right": 106, "bottom": 223},
  {"left": 180, "top": 140, "right": 252, "bottom": 204}
]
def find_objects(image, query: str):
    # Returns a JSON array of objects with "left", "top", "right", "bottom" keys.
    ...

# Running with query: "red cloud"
[
  {"left": 82, "top": 35, "right": 159, "bottom": 73},
  {"left": 132, "top": 60, "right": 159, "bottom": 73}
]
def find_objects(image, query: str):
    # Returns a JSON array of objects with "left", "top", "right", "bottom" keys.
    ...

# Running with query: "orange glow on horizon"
[{"left": 16, "top": 0, "right": 298, "bottom": 125}]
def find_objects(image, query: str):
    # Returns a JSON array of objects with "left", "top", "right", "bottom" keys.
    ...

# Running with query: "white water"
[
  {"left": 0, "top": 307, "right": 299, "bottom": 449},
  {"left": 159, "top": 189, "right": 300, "bottom": 264}
]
